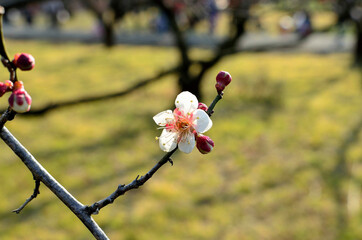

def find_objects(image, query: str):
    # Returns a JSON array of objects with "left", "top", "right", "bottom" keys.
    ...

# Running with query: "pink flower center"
[
  {"left": 177, "top": 118, "right": 190, "bottom": 130},
  {"left": 173, "top": 108, "right": 194, "bottom": 132},
  {"left": 162, "top": 108, "right": 195, "bottom": 143}
]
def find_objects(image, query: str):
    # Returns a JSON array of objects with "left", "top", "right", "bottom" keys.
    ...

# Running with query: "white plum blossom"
[{"left": 153, "top": 91, "right": 213, "bottom": 154}]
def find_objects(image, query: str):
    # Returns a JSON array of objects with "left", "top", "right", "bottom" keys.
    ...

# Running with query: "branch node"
[
  {"left": 168, "top": 158, "right": 174, "bottom": 166},
  {"left": 116, "top": 184, "right": 126, "bottom": 193},
  {"left": 92, "top": 208, "right": 100, "bottom": 215}
]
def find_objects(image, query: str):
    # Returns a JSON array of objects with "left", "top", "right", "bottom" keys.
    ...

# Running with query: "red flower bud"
[
  {"left": 0, "top": 80, "right": 13, "bottom": 97},
  {"left": 8, "top": 89, "right": 32, "bottom": 113},
  {"left": 196, "top": 134, "right": 214, "bottom": 154},
  {"left": 13, "top": 53, "right": 35, "bottom": 71},
  {"left": 215, "top": 71, "right": 232, "bottom": 94},
  {"left": 198, "top": 102, "right": 208, "bottom": 112}
]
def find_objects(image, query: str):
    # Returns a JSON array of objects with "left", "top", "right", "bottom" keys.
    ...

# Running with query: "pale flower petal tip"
[
  {"left": 175, "top": 91, "right": 198, "bottom": 114},
  {"left": 178, "top": 131, "right": 196, "bottom": 154},
  {"left": 153, "top": 110, "right": 173, "bottom": 126},
  {"left": 192, "top": 109, "right": 213, "bottom": 133},
  {"left": 159, "top": 129, "right": 178, "bottom": 152}
]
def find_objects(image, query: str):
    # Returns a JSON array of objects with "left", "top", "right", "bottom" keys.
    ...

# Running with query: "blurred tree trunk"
[
  {"left": 89, "top": 0, "right": 150, "bottom": 47},
  {"left": 335, "top": 0, "right": 362, "bottom": 67},
  {"left": 101, "top": 9, "right": 116, "bottom": 47},
  {"left": 355, "top": 21, "right": 362, "bottom": 66},
  {"left": 152, "top": 0, "right": 194, "bottom": 95},
  {"left": 81, "top": 0, "right": 121, "bottom": 47},
  {"left": 154, "top": 0, "right": 251, "bottom": 99}
]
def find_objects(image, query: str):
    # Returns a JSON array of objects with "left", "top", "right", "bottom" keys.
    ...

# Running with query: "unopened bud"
[
  {"left": 215, "top": 71, "right": 232, "bottom": 94},
  {"left": 198, "top": 102, "right": 208, "bottom": 112},
  {"left": 196, "top": 134, "right": 214, "bottom": 154},
  {"left": 0, "top": 80, "right": 13, "bottom": 97},
  {"left": 8, "top": 89, "right": 32, "bottom": 113},
  {"left": 13, "top": 53, "right": 35, "bottom": 71}
]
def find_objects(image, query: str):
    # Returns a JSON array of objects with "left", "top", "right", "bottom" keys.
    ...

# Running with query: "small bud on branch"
[
  {"left": 8, "top": 81, "right": 32, "bottom": 113},
  {"left": 196, "top": 134, "right": 214, "bottom": 154},
  {"left": 215, "top": 71, "right": 232, "bottom": 94},
  {"left": 198, "top": 102, "right": 208, "bottom": 112},
  {"left": 13, "top": 53, "right": 35, "bottom": 71}
]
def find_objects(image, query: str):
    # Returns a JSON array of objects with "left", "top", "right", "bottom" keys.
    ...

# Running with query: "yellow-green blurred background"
[{"left": 0, "top": 2, "right": 362, "bottom": 240}]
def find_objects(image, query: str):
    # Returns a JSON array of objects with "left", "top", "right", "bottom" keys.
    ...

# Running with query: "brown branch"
[
  {"left": 21, "top": 66, "right": 179, "bottom": 116},
  {"left": 13, "top": 178, "right": 41, "bottom": 214},
  {"left": 206, "top": 92, "right": 222, "bottom": 116}
]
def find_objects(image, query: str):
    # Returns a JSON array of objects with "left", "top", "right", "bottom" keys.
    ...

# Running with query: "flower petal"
[
  {"left": 159, "top": 129, "right": 178, "bottom": 152},
  {"left": 175, "top": 91, "right": 198, "bottom": 114},
  {"left": 153, "top": 110, "right": 174, "bottom": 126},
  {"left": 178, "top": 131, "right": 196, "bottom": 154},
  {"left": 192, "top": 109, "right": 213, "bottom": 133}
]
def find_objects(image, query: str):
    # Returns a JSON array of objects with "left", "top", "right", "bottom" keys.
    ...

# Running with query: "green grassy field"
[{"left": 0, "top": 39, "right": 361, "bottom": 240}]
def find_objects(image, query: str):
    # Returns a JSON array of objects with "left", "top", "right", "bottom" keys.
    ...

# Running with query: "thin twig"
[
  {"left": 13, "top": 178, "right": 41, "bottom": 214},
  {"left": 1, "top": 57, "right": 16, "bottom": 81},
  {"left": 207, "top": 93, "right": 223, "bottom": 117},
  {"left": 86, "top": 148, "right": 177, "bottom": 215}
]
